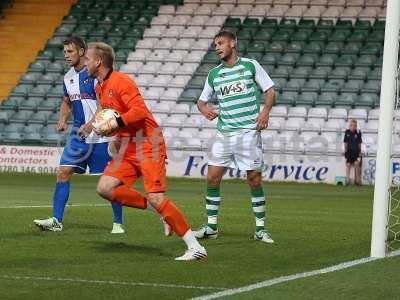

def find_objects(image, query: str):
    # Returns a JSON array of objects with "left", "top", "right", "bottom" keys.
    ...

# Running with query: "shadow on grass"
[{"left": 90, "top": 241, "right": 172, "bottom": 257}]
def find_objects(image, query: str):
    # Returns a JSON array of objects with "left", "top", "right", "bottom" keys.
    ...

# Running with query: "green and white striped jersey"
[{"left": 199, "top": 57, "right": 274, "bottom": 134}]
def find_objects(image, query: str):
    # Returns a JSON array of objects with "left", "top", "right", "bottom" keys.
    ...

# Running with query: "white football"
[{"left": 94, "top": 109, "right": 120, "bottom": 137}]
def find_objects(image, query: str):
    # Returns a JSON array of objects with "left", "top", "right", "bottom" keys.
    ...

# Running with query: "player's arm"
[
  {"left": 253, "top": 60, "right": 275, "bottom": 130},
  {"left": 78, "top": 97, "right": 102, "bottom": 138},
  {"left": 197, "top": 73, "right": 218, "bottom": 121},
  {"left": 343, "top": 132, "right": 348, "bottom": 155},
  {"left": 56, "top": 83, "right": 72, "bottom": 132}
]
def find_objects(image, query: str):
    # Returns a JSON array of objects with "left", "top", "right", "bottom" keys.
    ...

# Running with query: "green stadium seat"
[
  {"left": 330, "top": 30, "right": 351, "bottom": 42},
  {"left": 53, "top": 24, "right": 75, "bottom": 37},
  {"left": 98, "top": 15, "right": 117, "bottom": 26},
  {"left": 363, "top": 80, "right": 381, "bottom": 94},
  {"left": 253, "top": 30, "right": 273, "bottom": 41},
  {"left": 2, "top": 132, "right": 23, "bottom": 144},
  {"left": 349, "top": 67, "right": 370, "bottom": 80},
  {"left": 125, "top": 27, "right": 144, "bottom": 39},
  {"left": 0, "top": 97, "right": 22, "bottom": 111},
  {"left": 19, "top": 97, "right": 41, "bottom": 110},
  {"left": 134, "top": 16, "right": 152, "bottom": 27},
  {"left": 37, "top": 73, "right": 60, "bottom": 85},
  {"left": 196, "top": 64, "right": 215, "bottom": 76},
  {"left": 296, "top": 55, "right": 316, "bottom": 67},
  {"left": 291, "top": 31, "right": 309, "bottom": 42},
  {"left": 179, "top": 89, "right": 202, "bottom": 102},
  {"left": 298, "top": 19, "right": 315, "bottom": 30},
  {"left": 0, "top": 111, "right": 10, "bottom": 123},
  {"left": 11, "top": 84, "right": 32, "bottom": 97},
  {"left": 272, "top": 30, "right": 292, "bottom": 42},
  {"left": 283, "top": 78, "right": 305, "bottom": 92},
  {"left": 91, "top": 28, "right": 108, "bottom": 39},
  {"left": 242, "top": 18, "right": 260, "bottom": 29},
  {"left": 62, "top": 14, "right": 80, "bottom": 25},
  {"left": 309, "top": 66, "right": 331, "bottom": 79},
  {"left": 318, "top": 92, "right": 337, "bottom": 107},
  {"left": 28, "top": 85, "right": 52, "bottom": 98},
  {"left": 2, "top": 123, "right": 24, "bottom": 134},
  {"left": 46, "top": 61, "right": 65, "bottom": 73},
  {"left": 335, "top": 93, "right": 357, "bottom": 108},
  {"left": 329, "top": 67, "right": 351, "bottom": 80},
  {"left": 28, "top": 61, "right": 48, "bottom": 73},
  {"left": 22, "top": 133, "right": 43, "bottom": 145},
  {"left": 355, "top": 55, "right": 376, "bottom": 67},
  {"left": 285, "top": 41, "right": 304, "bottom": 53},
  {"left": 368, "top": 67, "right": 382, "bottom": 80},
  {"left": 341, "top": 42, "right": 361, "bottom": 55},
  {"left": 322, "top": 79, "right": 345, "bottom": 93},
  {"left": 303, "top": 42, "right": 323, "bottom": 54},
  {"left": 37, "top": 49, "right": 55, "bottom": 61},
  {"left": 115, "top": 15, "right": 134, "bottom": 26},
  {"left": 316, "top": 54, "right": 337, "bottom": 67},
  {"left": 336, "top": 20, "right": 353, "bottom": 30},
  {"left": 366, "top": 31, "right": 385, "bottom": 43},
  {"left": 290, "top": 67, "right": 312, "bottom": 79},
  {"left": 323, "top": 42, "right": 343, "bottom": 55},
  {"left": 360, "top": 42, "right": 382, "bottom": 56},
  {"left": 47, "top": 112, "right": 62, "bottom": 124},
  {"left": 187, "top": 76, "right": 204, "bottom": 89},
  {"left": 261, "top": 53, "right": 280, "bottom": 66},
  {"left": 280, "top": 19, "right": 297, "bottom": 30},
  {"left": 237, "top": 30, "right": 253, "bottom": 42},
  {"left": 316, "top": 19, "right": 334, "bottom": 31},
  {"left": 271, "top": 66, "right": 292, "bottom": 79},
  {"left": 347, "top": 31, "right": 368, "bottom": 43},
  {"left": 19, "top": 73, "right": 41, "bottom": 84},
  {"left": 335, "top": 55, "right": 356, "bottom": 67},
  {"left": 46, "top": 85, "right": 63, "bottom": 99},
  {"left": 114, "top": 50, "right": 129, "bottom": 63},
  {"left": 247, "top": 41, "right": 266, "bottom": 54},
  {"left": 80, "top": 15, "right": 101, "bottom": 25},
  {"left": 260, "top": 18, "right": 278, "bottom": 29},
  {"left": 46, "top": 37, "right": 64, "bottom": 49},
  {"left": 23, "top": 124, "right": 43, "bottom": 134},
  {"left": 374, "top": 56, "right": 383, "bottom": 67},
  {"left": 372, "top": 20, "right": 385, "bottom": 31},
  {"left": 276, "top": 91, "right": 297, "bottom": 106},
  {"left": 246, "top": 52, "right": 263, "bottom": 62},
  {"left": 354, "top": 20, "right": 371, "bottom": 30},
  {"left": 43, "top": 132, "right": 63, "bottom": 145},
  {"left": 342, "top": 80, "right": 363, "bottom": 93},
  {"left": 237, "top": 42, "right": 248, "bottom": 54},
  {"left": 203, "top": 52, "right": 219, "bottom": 64},
  {"left": 117, "top": 38, "right": 137, "bottom": 51},
  {"left": 272, "top": 78, "right": 286, "bottom": 91},
  {"left": 265, "top": 41, "right": 286, "bottom": 53},
  {"left": 10, "top": 110, "right": 34, "bottom": 123},
  {"left": 296, "top": 92, "right": 317, "bottom": 106},
  {"left": 37, "top": 99, "right": 60, "bottom": 111},
  {"left": 356, "top": 93, "right": 379, "bottom": 108},
  {"left": 309, "top": 31, "right": 328, "bottom": 42},
  {"left": 302, "top": 79, "right": 322, "bottom": 93},
  {"left": 30, "top": 111, "right": 53, "bottom": 124},
  {"left": 279, "top": 53, "right": 299, "bottom": 66}
]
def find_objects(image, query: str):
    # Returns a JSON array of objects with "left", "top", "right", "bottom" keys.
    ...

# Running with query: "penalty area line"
[
  {"left": 192, "top": 250, "right": 400, "bottom": 300},
  {"left": 0, "top": 275, "right": 226, "bottom": 291}
]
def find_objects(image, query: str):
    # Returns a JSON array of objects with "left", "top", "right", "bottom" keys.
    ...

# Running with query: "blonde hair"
[
  {"left": 88, "top": 42, "right": 115, "bottom": 68},
  {"left": 349, "top": 119, "right": 357, "bottom": 124}
]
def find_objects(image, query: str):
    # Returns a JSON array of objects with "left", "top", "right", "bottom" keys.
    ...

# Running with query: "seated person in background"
[{"left": 344, "top": 119, "right": 363, "bottom": 185}]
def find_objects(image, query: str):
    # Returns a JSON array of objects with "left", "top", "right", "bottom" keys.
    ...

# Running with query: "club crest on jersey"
[
  {"left": 83, "top": 79, "right": 89, "bottom": 85},
  {"left": 219, "top": 80, "right": 247, "bottom": 97},
  {"left": 108, "top": 89, "right": 113, "bottom": 97},
  {"left": 70, "top": 79, "right": 74, "bottom": 84}
]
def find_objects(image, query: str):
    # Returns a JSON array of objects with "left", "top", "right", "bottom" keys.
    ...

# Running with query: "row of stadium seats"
[{"left": 183, "top": 0, "right": 386, "bottom": 7}]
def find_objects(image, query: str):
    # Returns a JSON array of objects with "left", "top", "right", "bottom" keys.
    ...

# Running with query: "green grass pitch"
[{"left": 0, "top": 173, "right": 399, "bottom": 300}]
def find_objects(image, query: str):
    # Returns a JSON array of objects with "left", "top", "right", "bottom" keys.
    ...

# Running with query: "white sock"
[{"left": 182, "top": 229, "right": 202, "bottom": 250}]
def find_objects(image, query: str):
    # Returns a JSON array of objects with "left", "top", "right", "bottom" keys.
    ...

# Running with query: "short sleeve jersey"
[{"left": 198, "top": 57, "right": 274, "bottom": 133}]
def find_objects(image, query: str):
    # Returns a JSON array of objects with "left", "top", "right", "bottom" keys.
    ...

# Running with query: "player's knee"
[
  {"left": 146, "top": 193, "right": 164, "bottom": 207},
  {"left": 207, "top": 174, "right": 221, "bottom": 186},
  {"left": 57, "top": 167, "right": 73, "bottom": 182},
  {"left": 247, "top": 173, "right": 262, "bottom": 188},
  {"left": 97, "top": 180, "right": 110, "bottom": 199}
]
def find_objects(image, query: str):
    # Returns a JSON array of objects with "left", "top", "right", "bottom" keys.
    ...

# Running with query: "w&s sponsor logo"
[{"left": 219, "top": 81, "right": 247, "bottom": 97}]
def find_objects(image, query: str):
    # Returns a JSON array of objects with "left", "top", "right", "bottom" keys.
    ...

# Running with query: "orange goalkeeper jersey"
[{"left": 95, "top": 70, "right": 165, "bottom": 156}]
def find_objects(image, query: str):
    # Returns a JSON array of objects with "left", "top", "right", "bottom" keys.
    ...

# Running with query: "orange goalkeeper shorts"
[{"left": 103, "top": 153, "right": 167, "bottom": 193}]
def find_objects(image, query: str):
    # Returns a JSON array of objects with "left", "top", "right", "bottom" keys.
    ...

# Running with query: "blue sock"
[
  {"left": 111, "top": 202, "right": 123, "bottom": 224},
  {"left": 52, "top": 182, "right": 70, "bottom": 222}
]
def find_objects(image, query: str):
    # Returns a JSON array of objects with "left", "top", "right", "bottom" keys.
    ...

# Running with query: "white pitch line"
[
  {"left": 0, "top": 275, "right": 226, "bottom": 291},
  {"left": 0, "top": 204, "right": 110, "bottom": 209},
  {"left": 192, "top": 250, "right": 400, "bottom": 300}
]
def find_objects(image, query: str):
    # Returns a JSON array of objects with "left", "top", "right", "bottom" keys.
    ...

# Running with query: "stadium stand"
[{"left": 0, "top": 0, "right": 389, "bottom": 156}]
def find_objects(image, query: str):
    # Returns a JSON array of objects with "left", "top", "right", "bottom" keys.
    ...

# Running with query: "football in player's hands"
[{"left": 93, "top": 109, "right": 120, "bottom": 137}]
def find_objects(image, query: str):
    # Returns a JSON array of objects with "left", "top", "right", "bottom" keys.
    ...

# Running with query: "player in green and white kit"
[{"left": 194, "top": 30, "right": 276, "bottom": 243}]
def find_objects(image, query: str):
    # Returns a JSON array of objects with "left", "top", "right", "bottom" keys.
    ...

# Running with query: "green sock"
[
  {"left": 251, "top": 186, "right": 266, "bottom": 233},
  {"left": 206, "top": 185, "right": 220, "bottom": 231}
]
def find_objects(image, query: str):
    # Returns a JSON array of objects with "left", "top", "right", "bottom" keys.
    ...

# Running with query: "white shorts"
[{"left": 207, "top": 130, "right": 264, "bottom": 171}]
